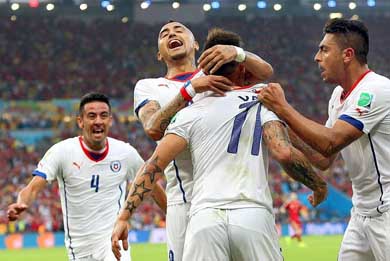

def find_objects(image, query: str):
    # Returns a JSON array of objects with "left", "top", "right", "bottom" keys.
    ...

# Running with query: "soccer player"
[
  {"left": 7, "top": 92, "right": 167, "bottom": 261},
  {"left": 258, "top": 18, "right": 390, "bottom": 261},
  {"left": 112, "top": 28, "right": 327, "bottom": 261},
  {"left": 281, "top": 192, "right": 308, "bottom": 247},
  {"left": 134, "top": 21, "right": 273, "bottom": 261}
]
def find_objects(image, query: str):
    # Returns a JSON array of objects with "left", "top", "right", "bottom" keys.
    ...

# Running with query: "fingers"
[
  {"left": 111, "top": 236, "right": 122, "bottom": 260},
  {"left": 197, "top": 47, "right": 214, "bottom": 66},
  {"left": 122, "top": 238, "right": 129, "bottom": 251},
  {"left": 7, "top": 204, "right": 28, "bottom": 221},
  {"left": 199, "top": 53, "right": 220, "bottom": 74}
]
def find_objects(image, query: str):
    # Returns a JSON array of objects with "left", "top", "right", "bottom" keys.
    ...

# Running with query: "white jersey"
[
  {"left": 326, "top": 71, "right": 390, "bottom": 216},
  {"left": 33, "top": 137, "right": 144, "bottom": 260},
  {"left": 133, "top": 70, "right": 204, "bottom": 206},
  {"left": 166, "top": 90, "right": 280, "bottom": 216}
]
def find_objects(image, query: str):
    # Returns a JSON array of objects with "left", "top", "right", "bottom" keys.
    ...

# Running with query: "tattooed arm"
[
  {"left": 111, "top": 134, "right": 187, "bottom": 260},
  {"left": 138, "top": 75, "right": 233, "bottom": 141},
  {"left": 258, "top": 83, "right": 363, "bottom": 157},
  {"left": 263, "top": 121, "right": 328, "bottom": 207},
  {"left": 287, "top": 128, "right": 337, "bottom": 171}
]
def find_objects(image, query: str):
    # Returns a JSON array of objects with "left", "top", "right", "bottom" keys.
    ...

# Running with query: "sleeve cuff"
[
  {"left": 338, "top": 114, "right": 364, "bottom": 132},
  {"left": 32, "top": 170, "right": 47, "bottom": 179}
]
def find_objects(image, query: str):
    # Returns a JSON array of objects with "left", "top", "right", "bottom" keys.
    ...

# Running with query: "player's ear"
[
  {"left": 194, "top": 41, "right": 199, "bottom": 52},
  {"left": 343, "top": 47, "right": 354, "bottom": 63},
  {"left": 77, "top": 116, "right": 83, "bottom": 129},
  {"left": 109, "top": 115, "right": 113, "bottom": 127},
  {"left": 157, "top": 51, "right": 163, "bottom": 62}
]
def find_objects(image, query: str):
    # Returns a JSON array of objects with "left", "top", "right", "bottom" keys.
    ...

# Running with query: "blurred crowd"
[{"left": 2, "top": 14, "right": 389, "bottom": 234}]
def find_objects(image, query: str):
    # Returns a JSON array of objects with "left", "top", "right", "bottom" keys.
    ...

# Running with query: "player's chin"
[{"left": 170, "top": 51, "right": 187, "bottom": 61}]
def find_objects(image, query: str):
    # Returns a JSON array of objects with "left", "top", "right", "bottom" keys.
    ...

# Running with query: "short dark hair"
[
  {"left": 202, "top": 28, "right": 243, "bottom": 76},
  {"left": 79, "top": 92, "right": 111, "bottom": 115},
  {"left": 324, "top": 18, "right": 369, "bottom": 64}
]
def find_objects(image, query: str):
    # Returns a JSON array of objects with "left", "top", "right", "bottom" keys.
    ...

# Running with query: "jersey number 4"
[
  {"left": 228, "top": 101, "right": 262, "bottom": 156},
  {"left": 91, "top": 175, "right": 100, "bottom": 192}
]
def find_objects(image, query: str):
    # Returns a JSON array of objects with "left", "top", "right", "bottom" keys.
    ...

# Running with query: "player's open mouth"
[
  {"left": 168, "top": 39, "right": 183, "bottom": 49},
  {"left": 92, "top": 129, "right": 104, "bottom": 134}
]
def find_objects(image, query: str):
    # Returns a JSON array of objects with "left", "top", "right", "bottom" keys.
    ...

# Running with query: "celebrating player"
[
  {"left": 133, "top": 21, "right": 273, "bottom": 261},
  {"left": 113, "top": 28, "right": 327, "bottom": 261},
  {"left": 7, "top": 92, "right": 166, "bottom": 261},
  {"left": 258, "top": 18, "right": 390, "bottom": 261}
]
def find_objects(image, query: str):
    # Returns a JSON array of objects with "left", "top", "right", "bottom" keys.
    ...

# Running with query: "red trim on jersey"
[
  {"left": 78, "top": 136, "right": 109, "bottom": 162},
  {"left": 340, "top": 70, "right": 372, "bottom": 102},
  {"left": 166, "top": 69, "right": 201, "bottom": 82}
]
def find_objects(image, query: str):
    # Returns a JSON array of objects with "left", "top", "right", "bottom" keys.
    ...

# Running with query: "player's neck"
[
  {"left": 81, "top": 137, "right": 107, "bottom": 153},
  {"left": 340, "top": 64, "right": 370, "bottom": 93},
  {"left": 165, "top": 61, "right": 197, "bottom": 79}
]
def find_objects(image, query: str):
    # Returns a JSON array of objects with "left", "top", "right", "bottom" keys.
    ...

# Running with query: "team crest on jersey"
[{"left": 110, "top": 160, "right": 121, "bottom": 173}]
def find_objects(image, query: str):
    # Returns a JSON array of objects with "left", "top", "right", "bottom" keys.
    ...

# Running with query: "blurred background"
[{"left": 0, "top": 0, "right": 389, "bottom": 254}]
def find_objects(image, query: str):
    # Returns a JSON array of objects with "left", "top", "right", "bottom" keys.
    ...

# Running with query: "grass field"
[{"left": 0, "top": 235, "right": 342, "bottom": 260}]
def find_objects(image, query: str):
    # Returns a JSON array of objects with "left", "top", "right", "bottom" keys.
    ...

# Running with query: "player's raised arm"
[
  {"left": 258, "top": 83, "right": 363, "bottom": 157},
  {"left": 7, "top": 176, "right": 47, "bottom": 221},
  {"left": 111, "top": 134, "right": 187, "bottom": 260},
  {"left": 262, "top": 120, "right": 328, "bottom": 207},
  {"left": 197, "top": 28, "right": 273, "bottom": 83},
  {"left": 138, "top": 76, "right": 233, "bottom": 141}
]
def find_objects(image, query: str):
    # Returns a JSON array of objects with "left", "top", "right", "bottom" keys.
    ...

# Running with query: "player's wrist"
[
  {"left": 180, "top": 80, "right": 196, "bottom": 102},
  {"left": 234, "top": 46, "right": 246, "bottom": 63}
]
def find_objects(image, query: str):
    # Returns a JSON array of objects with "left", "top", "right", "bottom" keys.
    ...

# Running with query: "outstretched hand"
[{"left": 7, "top": 203, "right": 28, "bottom": 221}]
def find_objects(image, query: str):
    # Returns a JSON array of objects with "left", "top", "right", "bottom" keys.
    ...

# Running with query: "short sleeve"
[
  {"left": 133, "top": 80, "right": 159, "bottom": 118},
  {"left": 165, "top": 108, "right": 199, "bottom": 144},
  {"left": 125, "top": 146, "right": 145, "bottom": 181},
  {"left": 260, "top": 105, "right": 283, "bottom": 126},
  {"left": 339, "top": 85, "right": 390, "bottom": 134},
  {"left": 33, "top": 143, "right": 62, "bottom": 182}
]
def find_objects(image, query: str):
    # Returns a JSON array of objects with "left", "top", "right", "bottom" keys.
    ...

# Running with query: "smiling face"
[
  {"left": 77, "top": 101, "right": 112, "bottom": 150},
  {"left": 157, "top": 21, "right": 199, "bottom": 63},
  {"left": 314, "top": 33, "right": 346, "bottom": 84}
]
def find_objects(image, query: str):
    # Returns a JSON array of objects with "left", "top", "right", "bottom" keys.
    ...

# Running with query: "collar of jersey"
[
  {"left": 166, "top": 69, "right": 201, "bottom": 82},
  {"left": 78, "top": 136, "right": 109, "bottom": 162}
]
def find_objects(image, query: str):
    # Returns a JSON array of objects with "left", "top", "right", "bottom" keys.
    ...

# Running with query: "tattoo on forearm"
[
  {"left": 124, "top": 156, "right": 163, "bottom": 215},
  {"left": 125, "top": 200, "right": 137, "bottom": 216},
  {"left": 142, "top": 157, "right": 162, "bottom": 183},
  {"left": 263, "top": 121, "right": 326, "bottom": 191},
  {"left": 130, "top": 181, "right": 152, "bottom": 201}
]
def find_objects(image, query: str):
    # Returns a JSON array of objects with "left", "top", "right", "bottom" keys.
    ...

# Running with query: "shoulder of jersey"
[
  {"left": 57, "top": 136, "right": 79, "bottom": 147},
  {"left": 135, "top": 77, "right": 167, "bottom": 87},
  {"left": 107, "top": 137, "right": 135, "bottom": 153}
]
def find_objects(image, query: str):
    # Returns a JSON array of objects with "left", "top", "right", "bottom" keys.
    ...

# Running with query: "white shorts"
[
  {"left": 71, "top": 242, "right": 131, "bottom": 261},
  {"left": 166, "top": 203, "right": 190, "bottom": 261},
  {"left": 183, "top": 207, "right": 283, "bottom": 261},
  {"left": 338, "top": 209, "right": 390, "bottom": 261}
]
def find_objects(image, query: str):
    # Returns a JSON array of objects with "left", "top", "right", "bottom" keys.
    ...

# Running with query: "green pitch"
[{"left": 0, "top": 235, "right": 343, "bottom": 260}]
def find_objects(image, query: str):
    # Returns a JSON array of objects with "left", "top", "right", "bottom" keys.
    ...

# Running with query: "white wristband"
[
  {"left": 234, "top": 46, "right": 246, "bottom": 63},
  {"left": 184, "top": 81, "right": 196, "bottom": 98}
]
